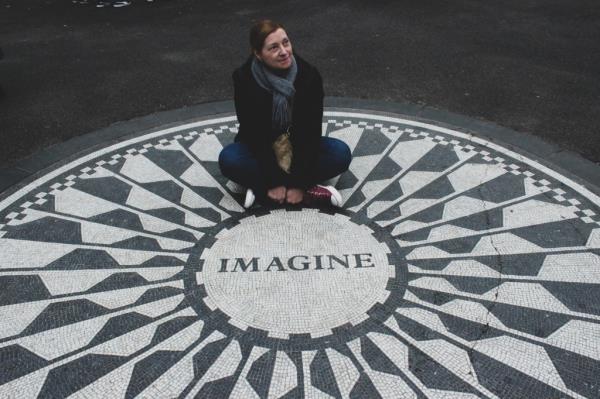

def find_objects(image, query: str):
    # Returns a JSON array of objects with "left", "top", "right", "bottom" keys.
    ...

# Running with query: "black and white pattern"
[{"left": 1, "top": 111, "right": 599, "bottom": 398}]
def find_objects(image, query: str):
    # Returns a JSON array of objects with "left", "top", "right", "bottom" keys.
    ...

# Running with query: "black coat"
[{"left": 232, "top": 54, "right": 324, "bottom": 189}]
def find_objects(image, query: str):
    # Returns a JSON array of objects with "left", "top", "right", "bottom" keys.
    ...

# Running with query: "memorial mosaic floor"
[{"left": 1, "top": 108, "right": 599, "bottom": 398}]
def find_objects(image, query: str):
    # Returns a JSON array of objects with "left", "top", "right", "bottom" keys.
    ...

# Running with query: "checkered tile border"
[
  {"left": 2, "top": 118, "right": 599, "bottom": 229},
  {"left": 0, "top": 123, "right": 240, "bottom": 228},
  {"left": 327, "top": 118, "right": 600, "bottom": 227}
]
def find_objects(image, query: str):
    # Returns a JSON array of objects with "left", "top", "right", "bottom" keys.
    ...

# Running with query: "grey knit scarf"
[{"left": 251, "top": 55, "right": 298, "bottom": 133}]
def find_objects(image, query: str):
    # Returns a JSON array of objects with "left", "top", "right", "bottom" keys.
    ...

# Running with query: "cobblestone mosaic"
[{"left": 1, "top": 111, "right": 599, "bottom": 398}]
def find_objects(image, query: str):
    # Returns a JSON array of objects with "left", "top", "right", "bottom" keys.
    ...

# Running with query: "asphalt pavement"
[{"left": 1, "top": 0, "right": 599, "bottom": 171}]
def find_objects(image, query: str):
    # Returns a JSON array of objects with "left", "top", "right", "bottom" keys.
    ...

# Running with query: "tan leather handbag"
[{"left": 272, "top": 129, "right": 293, "bottom": 174}]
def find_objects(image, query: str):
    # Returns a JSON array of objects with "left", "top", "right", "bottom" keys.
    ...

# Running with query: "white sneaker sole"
[
  {"left": 244, "top": 189, "right": 255, "bottom": 209},
  {"left": 318, "top": 185, "right": 342, "bottom": 207}
]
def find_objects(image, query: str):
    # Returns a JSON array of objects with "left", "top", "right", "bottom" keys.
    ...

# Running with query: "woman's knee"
[
  {"left": 323, "top": 137, "right": 352, "bottom": 170},
  {"left": 219, "top": 143, "right": 247, "bottom": 166},
  {"left": 338, "top": 141, "right": 352, "bottom": 170},
  {"left": 218, "top": 145, "right": 233, "bottom": 169},
  {"left": 219, "top": 143, "right": 244, "bottom": 178},
  {"left": 219, "top": 142, "right": 261, "bottom": 182}
]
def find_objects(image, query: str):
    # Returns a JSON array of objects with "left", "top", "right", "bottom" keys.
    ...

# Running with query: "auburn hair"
[{"left": 249, "top": 20, "right": 286, "bottom": 54}]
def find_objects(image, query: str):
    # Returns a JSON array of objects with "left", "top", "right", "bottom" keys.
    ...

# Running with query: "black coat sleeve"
[
  {"left": 232, "top": 69, "right": 282, "bottom": 189},
  {"left": 290, "top": 68, "right": 324, "bottom": 188},
  {"left": 233, "top": 70, "right": 263, "bottom": 153}
]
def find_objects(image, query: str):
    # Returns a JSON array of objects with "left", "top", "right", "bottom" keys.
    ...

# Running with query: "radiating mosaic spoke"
[{"left": 1, "top": 111, "right": 599, "bottom": 398}]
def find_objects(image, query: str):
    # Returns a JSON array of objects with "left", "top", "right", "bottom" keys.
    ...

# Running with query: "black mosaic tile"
[
  {"left": 22, "top": 300, "right": 109, "bottom": 335},
  {"left": 349, "top": 373, "right": 381, "bottom": 399},
  {"left": 150, "top": 316, "right": 197, "bottom": 346},
  {"left": 369, "top": 156, "right": 402, "bottom": 180},
  {"left": 411, "top": 175, "right": 455, "bottom": 200},
  {"left": 125, "top": 350, "right": 186, "bottom": 398},
  {"left": 310, "top": 349, "right": 342, "bottom": 398},
  {"left": 410, "top": 145, "right": 459, "bottom": 172},
  {"left": 112, "top": 236, "right": 163, "bottom": 251},
  {"left": 437, "top": 312, "right": 504, "bottom": 341},
  {"left": 487, "top": 303, "right": 571, "bottom": 338},
  {"left": 373, "top": 180, "right": 404, "bottom": 202},
  {"left": 409, "top": 287, "right": 457, "bottom": 306},
  {"left": 466, "top": 172, "right": 527, "bottom": 203},
  {"left": 89, "top": 209, "right": 144, "bottom": 231},
  {"left": 195, "top": 375, "right": 238, "bottom": 399},
  {"left": 246, "top": 350, "right": 276, "bottom": 399},
  {"left": 45, "top": 248, "right": 121, "bottom": 270},
  {"left": 0, "top": 345, "right": 49, "bottom": 385},
  {"left": 546, "top": 346, "right": 600, "bottom": 398},
  {"left": 144, "top": 147, "right": 194, "bottom": 178},
  {"left": 511, "top": 219, "right": 594, "bottom": 248},
  {"left": 192, "top": 338, "right": 233, "bottom": 383},
  {"left": 541, "top": 282, "right": 600, "bottom": 316},
  {"left": 139, "top": 181, "right": 183, "bottom": 204},
  {"left": 452, "top": 208, "right": 504, "bottom": 231},
  {"left": 75, "top": 176, "right": 133, "bottom": 204},
  {"left": 5, "top": 217, "right": 82, "bottom": 244},
  {"left": 0, "top": 275, "right": 51, "bottom": 306},
  {"left": 38, "top": 354, "right": 124, "bottom": 398},
  {"left": 344, "top": 189, "right": 367, "bottom": 209},
  {"left": 428, "top": 235, "right": 482, "bottom": 254},
  {"left": 145, "top": 207, "right": 187, "bottom": 225},
  {"left": 408, "top": 346, "right": 479, "bottom": 394},
  {"left": 334, "top": 169, "right": 359, "bottom": 190},
  {"left": 352, "top": 129, "right": 391, "bottom": 157},
  {"left": 397, "top": 202, "right": 445, "bottom": 223},
  {"left": 443, "top": 275, "right": 502, "bottom": 295},
  {"left": 134, "top": 287, "right": 184, "bottom": 307},
  {"left": 471, "top": 351, "right": 566, "bottom": 399},
  {"left": 87, "top": 312, "right": 154, "bottom": 347}
]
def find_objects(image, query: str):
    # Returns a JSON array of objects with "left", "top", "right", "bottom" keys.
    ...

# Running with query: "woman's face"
[{"left": 256, "top": 28, "right": 293, "bottom": 70}]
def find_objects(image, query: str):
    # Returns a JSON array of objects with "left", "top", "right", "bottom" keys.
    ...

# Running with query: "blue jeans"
[{"left": 219, "top": 137, "right": 351, "bottom": 195}]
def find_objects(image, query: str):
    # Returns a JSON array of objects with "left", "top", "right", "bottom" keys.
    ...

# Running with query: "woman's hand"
[
  {"left": 286, "top": 188, "right": 304, "bottom": 204},
  {"left": 268, "top": 186, "right": 287, "bottom": 204}
]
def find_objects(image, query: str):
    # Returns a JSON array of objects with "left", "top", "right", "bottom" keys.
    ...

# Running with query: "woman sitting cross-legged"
[{"left": 218, "top": 19, "right": 352, "bottom": 208}]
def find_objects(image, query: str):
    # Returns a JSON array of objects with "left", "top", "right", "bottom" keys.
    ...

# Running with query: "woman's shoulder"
[
  {"left": 296, "top": 54, "right": 319, "bottom": 75},
  {"left": 295, "top": 54, "right": 322, "bottom": 87},
  {"left": 232, "top": 56, "right": 254, "bottom": 82}
]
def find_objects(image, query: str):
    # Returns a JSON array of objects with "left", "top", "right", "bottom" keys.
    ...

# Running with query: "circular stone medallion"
[
  {"left": 1, "top": 108, "right": 600, "bottom": 398},
  {"left": 195, "top": 211, "right": 399, "bottom": 337}
]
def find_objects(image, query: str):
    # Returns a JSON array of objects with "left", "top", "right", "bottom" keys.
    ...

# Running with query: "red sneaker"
[{"left": 304, "top": 185, "right": 343, "bottom": 207}]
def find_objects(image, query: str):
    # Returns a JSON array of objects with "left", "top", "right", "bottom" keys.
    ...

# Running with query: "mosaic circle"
[
  {"left": 0, "top": 110, "right": 599, "bottom": 398},
  {"left": 198, "top": 212, "right": 393, "bottom": 334},
  {"left": 186, "top": 210, "right": 406, "bottom": 348}
]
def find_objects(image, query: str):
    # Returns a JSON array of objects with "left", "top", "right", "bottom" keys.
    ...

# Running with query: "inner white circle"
[{"left": 197, "top": 210, "right": 394, "bottom": 337}]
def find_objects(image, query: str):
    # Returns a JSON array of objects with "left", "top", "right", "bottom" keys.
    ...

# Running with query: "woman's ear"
[{"left": 253, "top": 50, "right": 262, "bottom": 62}]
